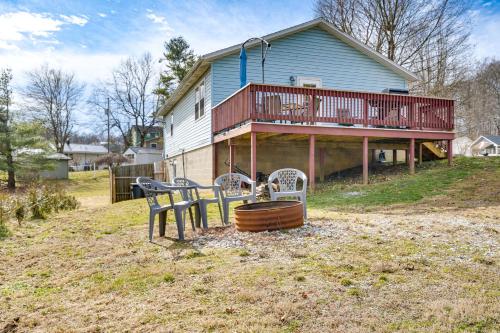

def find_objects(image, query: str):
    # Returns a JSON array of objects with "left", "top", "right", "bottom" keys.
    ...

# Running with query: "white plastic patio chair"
[
  {"left": 136, "top": 177, "right": 195, "bottom": 241},
  {"left": 268, "top": 168, "right": 308, "bottom": 219},
  {"left": 172, "top": 177, "right": 224, "bottom": 228},
  {"left": 214, "top": 173, "right": 256, "bottom": 224}
]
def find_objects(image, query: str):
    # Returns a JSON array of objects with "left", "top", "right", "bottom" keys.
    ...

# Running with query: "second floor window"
[
  {"left": 195, "top": 81, "right": 205, "bottom": 119},
  {"left": 170, "top": 113, "right": 174, "bottom": 136}
]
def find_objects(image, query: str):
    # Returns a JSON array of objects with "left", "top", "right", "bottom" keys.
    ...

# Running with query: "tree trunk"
[{"left": 6, "top": 149, "right": 15, "bottom": 189}]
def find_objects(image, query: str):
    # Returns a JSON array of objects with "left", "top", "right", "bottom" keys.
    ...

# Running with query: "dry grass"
[{"left": 0, "top": 163, "right": 499, "bottom": 332}]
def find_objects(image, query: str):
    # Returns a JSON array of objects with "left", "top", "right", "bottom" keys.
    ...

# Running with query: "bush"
[
  {"left": 0, "top": 196, "right": 10, "bottom": 239},
  {"left": 27, "top": 183, "right": 79, "bottom": 220}
]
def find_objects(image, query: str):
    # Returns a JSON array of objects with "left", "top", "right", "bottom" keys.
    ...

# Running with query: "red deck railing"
[{"left": 212, "top": 83, "right": 454, "bottom": 134}]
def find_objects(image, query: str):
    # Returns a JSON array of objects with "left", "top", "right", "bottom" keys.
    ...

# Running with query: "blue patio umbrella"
[{"left": 239, "top": 46, "right": 247, "bottom": 88}]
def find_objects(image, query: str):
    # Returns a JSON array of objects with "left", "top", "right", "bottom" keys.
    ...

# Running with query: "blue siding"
[{"left": 212, "top": 27, "right": 407, "bottom": 105}]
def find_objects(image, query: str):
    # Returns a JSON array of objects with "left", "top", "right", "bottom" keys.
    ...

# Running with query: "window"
[
  {"left": 297, "top": 76, "right": 322, "bottom": 88},
  {"left": 151, "top": 143, "right": 157, "bottom": 148},
  {"left": 170, "top": 113, "right": 174, "bottom": 136},
  {"left": 195, "top": 80, "right": 205, "bottom": 119}
]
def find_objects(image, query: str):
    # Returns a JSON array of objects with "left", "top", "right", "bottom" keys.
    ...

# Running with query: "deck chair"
[
  {"left": 172, "top": 177, "right": 224, "bottom": 229},
  {"left": 268, "top": 168, "right": 308, "bottom": 219},
  {"left": 136, "top": 177, "right": 195, "bottom": 241},
  {"left": 214, "top": 173, "right": 256, "bottom": 224}
]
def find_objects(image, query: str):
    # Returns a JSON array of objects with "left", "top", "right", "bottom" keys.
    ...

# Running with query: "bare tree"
[
  {"left": 24, "top": 65, "right": 84, "bottom": 152},
  {"left": 315, "top": 0, "right": 471, "bottom": 95},
  {"left": 453, "top": 59, "right": 500, "bottom": 137},
  {"left": 89, "top": 53, "right": 158, "bottom": 149}
]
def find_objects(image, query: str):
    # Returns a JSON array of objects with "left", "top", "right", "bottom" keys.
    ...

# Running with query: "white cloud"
[
  {"left": 97, "top": 13, "right": 107, "bottom": 18},
  {"left": 60, "top": 14, "right": 89, "bottom": 27},
  {"left": 146, "top": 12, "right": 171, "bottom": 32},
  {"left": 0, "top": 11, "right": 88, "bottom": 50}
]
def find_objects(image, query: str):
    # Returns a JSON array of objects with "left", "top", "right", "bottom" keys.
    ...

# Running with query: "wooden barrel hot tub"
[{"left": 234, "top": 201, "right": 304, "bottom": 232}]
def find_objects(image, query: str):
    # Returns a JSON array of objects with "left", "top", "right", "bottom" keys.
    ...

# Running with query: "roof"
[
  {"left": 63, "top": 143, "right": 108, "bottom": 154},
  {"left": 130, "top": 125, "right": 163, "bottom": 132},
  {"left": 124, "top": 147, "right": 163, "bottom": 155},
  {"left": 471, "top": 135, "right": 500, "bottom": 147},
  {"left": 157, "top": 18, "right": 419, "bottom": 117},
  {"left": 484, "top": 135, "right": 500, "bottom": 145},
  {"left": 47, "top": 153, "right": 71, "bottom": 160}
]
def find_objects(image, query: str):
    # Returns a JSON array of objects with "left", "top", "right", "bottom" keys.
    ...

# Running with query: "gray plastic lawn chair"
[
  {"left": 172, "top": 177, "right": 224, "bottom": 229},
  {"left": 136, "top": 177, "right": 195, "bottom": 241},
  {"left": 268, "top": 168, "right": 308, "bottom": 219},
  {"left": 214, "top": 173, "right": 256, "bottom": 224}
]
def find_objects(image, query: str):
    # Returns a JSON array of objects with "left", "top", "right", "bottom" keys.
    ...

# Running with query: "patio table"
[{"left": 160, "top": 182, "right": 203, "bottom": 227}]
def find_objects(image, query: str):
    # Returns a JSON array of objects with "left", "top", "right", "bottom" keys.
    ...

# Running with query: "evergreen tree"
[
  {"left": 0, "top": 68, "right": 52, "bottom": 189},
  {"left": 155, "top": 37, "right": 197, "bottom": 101}
]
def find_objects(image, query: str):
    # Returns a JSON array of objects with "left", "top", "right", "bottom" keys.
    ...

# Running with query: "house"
[
  {"left": 123, "top": 147, "right": 163, "bottom": 165},
  {"left": 63, "top": 142, "right": 108, "bottom": 171},
  {"left": 452, "top": 136, "right": 473, "bottom": 157},
  {"left": 157, "top": 18, "right": 455, "bottom": 186},
  {"left": 470, "top": 135, "right": 500, "bottom": 156},
  {"left": 129, "top": 125, "right": 163, "bottom": 150}
]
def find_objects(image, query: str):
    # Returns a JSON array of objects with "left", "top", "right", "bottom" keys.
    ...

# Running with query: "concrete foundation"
[{"left": 165, "top": 145, "right": 213, "bottom": 184}]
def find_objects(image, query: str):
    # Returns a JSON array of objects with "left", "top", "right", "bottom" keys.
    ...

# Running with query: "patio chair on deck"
[
  {"left": 214, "top": 173, "right": 256, "bottom": 224},
  {"left": 172, "top": 177, "right": 224, "bottom": 229},
  {"left": 268, "top": 168, "right": 308, "bottom": 219},
  {"left": 136, "top": 177, "right": 195, "bottom": 241}
]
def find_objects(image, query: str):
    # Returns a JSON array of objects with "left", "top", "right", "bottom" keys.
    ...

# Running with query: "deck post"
[
  {"left": 409, "top": 138, "right": 415, "bottom": 175},
  {"left": 405, "top": 149, "right": 409, "bottom": 165},
  {"left": 447, "top": 139, "right": 453, "bottom": 166},
  {"left": 250, "top": 132, "right": 257, "bottom": 180},
  {"left": 212, "top": 143, "right": 218, "bottom": 182},
  {"left": 418, "top": 143, "right": 423, "bottom": 165},
  {"left": 363, "top": 136, "right": 369, "bottom": 185},
  {"left": 309, "top": 135, "right": 316, "bottom": 191},
  {"left": 393, "top": 149, "right": 397, "bottom": 165},
  {"left": 228, "top": 139, "right": 235, "bottom": 173}
]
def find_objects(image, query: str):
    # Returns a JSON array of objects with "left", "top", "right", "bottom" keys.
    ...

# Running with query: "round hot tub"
[{"left": 234, "top": 200, "right": 304, "bottom": 232}]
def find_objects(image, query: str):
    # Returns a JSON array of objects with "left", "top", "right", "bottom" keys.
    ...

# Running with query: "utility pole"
[{"left": 106, "top": 97, "right": 110, "bottom": 153}]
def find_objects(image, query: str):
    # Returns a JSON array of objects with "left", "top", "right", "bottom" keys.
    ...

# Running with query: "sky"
[{"left": 0, "top": 0, "right": 499, "bottom": 129}]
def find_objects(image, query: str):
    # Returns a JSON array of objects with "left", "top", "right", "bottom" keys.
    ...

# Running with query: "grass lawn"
[{"left": 0, "top": 157, "right": 499, "bottom": 332}]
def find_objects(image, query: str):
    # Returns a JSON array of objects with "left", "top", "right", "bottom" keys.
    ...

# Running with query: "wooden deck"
[
  {"left": 212, "top": 83, "right": 455, "bottom": 188},
  {"left": 212, "top": 83, "right": 454, "bottom": 135}
]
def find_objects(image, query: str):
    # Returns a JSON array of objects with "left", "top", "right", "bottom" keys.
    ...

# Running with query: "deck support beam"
[
  {"left": 309, "top": 135, "right": 316, "bottom": 191},
  {"left": 363, "top": 136, "right": 369, "bottom": 185},
  {"left": 393, "top": 149, "right": 397, "bottom": 165},
  {"left": 409, "top": 138, "right": 415, "bottom": 175},
  {"left": 447, "top": 139, "right": 453, "bottom": 166},
  {"left": 250, "top": 132, "right": 257, "bottom": 180},
  {"left": 228, "top": 139, "right": 235, "bottom": 173}
]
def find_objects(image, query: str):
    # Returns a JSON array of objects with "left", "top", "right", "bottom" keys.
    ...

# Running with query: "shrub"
[
  {"left": 27, "top": 183, "right": 79, "bottom": 220},
  {"left": 14, "top": 198, "right": 26, "bottom": 226},
  {"left": 0, "top": 196, "right": 10, "bottom": 239}
]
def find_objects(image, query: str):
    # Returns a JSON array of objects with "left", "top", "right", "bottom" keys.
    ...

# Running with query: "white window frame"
[
  {"left": 297, "top": 76, "right": 322, "bottom": 88},
  {"left": 195, "top": 79, "right": 205, "bottom": 120},
  {"left": 170, "top": 113, "right": 174, "bottom": 136}
]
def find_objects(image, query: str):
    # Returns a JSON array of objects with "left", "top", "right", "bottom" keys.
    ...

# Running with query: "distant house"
[
  {"left": 452, "top": 137, "right": 473, "bottom": 157},
  {"left": 63, "top": 142, "right": 108, "bottom": 171},
  {"left": 123, "top": 147, "right": 163, "bottom": 165},
  {"left": 470, "top": 135, "right": 500, "bottom": 156},
  {"left": 129, "top": 125, "right": 163, "bottom": 150}
]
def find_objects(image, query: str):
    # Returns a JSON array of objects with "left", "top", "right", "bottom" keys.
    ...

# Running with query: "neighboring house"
[
  {"left": 470, "top": 135, "right": 500, "bottom": 156},
  {"left": 157, "top": 18, "right": 455, "bottom": 186},
  {"left": 63, "top": 142, "right": 108, "bottom": 171},
  {"left": 129, "top": 125, "right": 163, "bottom": 150},
  {"left": 453, "top": 136, "right": 473, "bottom": 157},
  {"left": 123, "top": 147, "right": 163, "bottom": 165}
]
